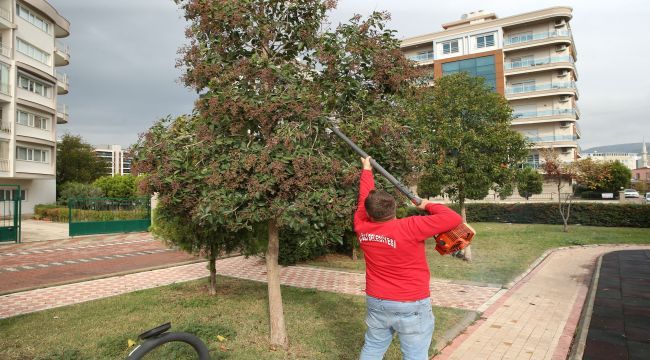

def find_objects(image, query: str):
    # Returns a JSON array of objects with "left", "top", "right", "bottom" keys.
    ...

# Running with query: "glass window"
[
  {"left": 476, "top": 34, "right": 495, "bottom": 48},
  {"left": 442, "top": 40, "right": 459, "bottom": 54},
  {"left": 16, "top": 39, "right": 50, "bottom": 65},
  {"left": 16, "top": 147, "right": 27, "bottom": 160},
  {"left": 441, "top": 55, "right": 496, "bottom": 91},
  {"left": 16, "top": 5, "right": 50, "bottom": 33}
]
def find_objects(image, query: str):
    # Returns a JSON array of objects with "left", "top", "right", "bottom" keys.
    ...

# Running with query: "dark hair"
[{"left": 365, "top": 190, "right": 396, "bottom": 221}]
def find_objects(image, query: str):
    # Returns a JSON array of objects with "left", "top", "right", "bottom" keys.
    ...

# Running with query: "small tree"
[
  {"left": 416, "top": 72, "right": 529, "bottom": 260},
  {"left": 517, "top": 167, "right": 543, "bottom": 200},
  {"left": 603, "top": 161, "right": 631, "bottom": 193},
  {"left": 56, "top": 134, "right": 107, "bottom": 188},
  {"left": 540, "top": 148, "right": 575, "bottom": 232},
  {"left": 93, "top": 175, "right": 138, "bottom": 198}
]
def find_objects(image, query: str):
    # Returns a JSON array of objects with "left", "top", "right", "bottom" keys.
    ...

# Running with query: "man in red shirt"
[{"left": 355, "top": 157, "right": 462, "bottom": 360}]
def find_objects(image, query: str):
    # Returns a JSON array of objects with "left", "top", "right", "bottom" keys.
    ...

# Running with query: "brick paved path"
[
  {"left": 0, "top": 233, "right": 197, "bottom": 294},
  {"left": 434, "top": 245, "right": 650, "bottom": 360},
  {"left": 0, "top": 255, "right": 501, "bottom": 319}
]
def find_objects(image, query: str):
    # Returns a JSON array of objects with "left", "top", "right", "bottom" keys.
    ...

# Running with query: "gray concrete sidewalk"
[{"left": 20, "top": 220, "right": 68, "bottom": 242}]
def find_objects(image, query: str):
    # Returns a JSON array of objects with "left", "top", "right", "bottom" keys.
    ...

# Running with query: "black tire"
[{"left": 126, "top": 332, "right": 210, "bottom": 360}]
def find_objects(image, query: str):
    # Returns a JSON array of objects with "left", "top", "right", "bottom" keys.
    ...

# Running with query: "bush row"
[
  {"left": 399, "top": 203, "right": 650, "bottom": 228},
  {"left": 34, "top": 205, "right": 148, "bottom": 223}
]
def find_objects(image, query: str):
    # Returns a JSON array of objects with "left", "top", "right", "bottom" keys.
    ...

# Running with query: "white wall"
[{"left": 0, "top": 178, "right": 55, "bottom": 215}]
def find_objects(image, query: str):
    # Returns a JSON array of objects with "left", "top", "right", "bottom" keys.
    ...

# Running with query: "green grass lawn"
[
  {"left": 306, "top": 223, "right": 650, "bottom": 285},
  {"left": 0, "top": 276, "right": 469, "bottom": 360}
]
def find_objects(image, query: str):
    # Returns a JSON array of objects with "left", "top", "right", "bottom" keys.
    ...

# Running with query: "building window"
[
  {"left": 16, "top": 4, "right": 51, "bottom": 33},
  {"left": 16, "top": 146, "right": 49, "bottom": 163},
  {"left": 0, "top": 189, "right": 26, "bottom": 201},
  {"left": 441, "top": 55, "right": 497, "bottom": 90},
  {"left": 442, "top": 40, "right": 459, "bottom": 54},
  {"left": 510, "top": 80, "right": 536, "bottom": 94},
  {"left": 16, "top": 110, "right": 49, "bottom": 130},
  {"left": 17, "top": 74, "right": 51, "bottom": 98},
  {"left": 476, "top": 33, "right": 495, "bottom": 48},
  {"left": 17, "top": 39, "right": 50, "bottom": 65}
]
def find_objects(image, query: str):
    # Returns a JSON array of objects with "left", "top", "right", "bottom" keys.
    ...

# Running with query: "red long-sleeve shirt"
[{"left": 354, "top": 169, "right": 462, "bottom": 301}]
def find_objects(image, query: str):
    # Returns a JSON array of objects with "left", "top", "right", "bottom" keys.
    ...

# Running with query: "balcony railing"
[
  {"left": 0, "top": 7, "right": 10, "bottom": 22},
  {"left": 409, "top": 51, "right": 434, "bottom": 62},
  {"left": 505, "top": 56, "right": 574, "bottom": 70},
  {"left": 0, "top": 81, "right": 9, "bottom": 96},
  {"left": 526, "top": 135, "right": 578, "bottom": 143},
  {"left": 55, "top": 71, "right": 69, "bottom": 85},
  {"left": 57, "top": 104, "right": 69, "bottom": 116},
  {"left": 0, "top": 45, "right": 10, "bottom": 58},
  {"left": 0, "top": 121, "right": 10, "bottom": 133},
  {"left": 0, "top": 159, "right": 8, "bottom": 172},
  {"left": 513, "top": 108, "right": 577, "bottom": 119},
  {"left": 506, "top": 81, "right": 576, "bottom": 95},
  {"left": 55, "top": 41, "right": 70, "bottom": 56},
  {"left": 504, "top": 30, "right": 571, "bottom": 46}
]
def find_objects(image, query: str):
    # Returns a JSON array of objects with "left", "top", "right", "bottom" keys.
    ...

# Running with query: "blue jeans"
[{"left": 360, "top": 295, "right": 435, "bottom": 360}]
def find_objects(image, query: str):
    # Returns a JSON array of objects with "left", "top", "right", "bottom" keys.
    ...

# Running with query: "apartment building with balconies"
[
  {"left": 94, "top": 144, "right": 132, "bottom": 177},
  {"left": 0, "top": 0, "right": 70, "bottom": 214},
  {"left": 401, "top": 7, "right": 580, "bottom": 168}
]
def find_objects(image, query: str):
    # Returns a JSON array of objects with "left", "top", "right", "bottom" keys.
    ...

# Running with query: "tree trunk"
[
  {"left": 266, "top": 218, "right": 288, "bottom": 348},
  {"left": 208, "top": 253, "right": 217, "bottom": 295},
  {"left": 352, "top": 247, "right": 358, "bottom": 261},
  {"left": 459, "top": 200, "right": 472, "bottom": 261}
]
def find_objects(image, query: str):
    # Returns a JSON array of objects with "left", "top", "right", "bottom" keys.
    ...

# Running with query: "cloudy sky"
[{"left": 49, "top": 0, "right": 649, "bottom": 150}]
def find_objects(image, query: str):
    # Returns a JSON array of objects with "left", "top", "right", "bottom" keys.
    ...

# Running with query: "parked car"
[
  {"left": 646, "top": 192, "right": 650, "bottom": 203},
  {"left": 624, "top": 189, "right": 640, "bottom": 198}
]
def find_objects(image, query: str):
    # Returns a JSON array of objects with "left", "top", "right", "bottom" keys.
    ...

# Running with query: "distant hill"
[{"left": 583, "top": 142, "right": 646, "bottom": 154}]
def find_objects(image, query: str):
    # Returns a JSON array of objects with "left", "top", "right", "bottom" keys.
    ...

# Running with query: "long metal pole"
[{"left": 328, "top": 125, "right": 422, "bottom": 206}]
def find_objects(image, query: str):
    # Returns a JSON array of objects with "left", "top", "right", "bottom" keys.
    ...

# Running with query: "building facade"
[
  {"left": 94, "top": 144, "right": 132, "bottom": 176},
  {"left": 584, "top": 152, "right": 640, "bottom": 171},
  {"left": 401, "top": 7, "right": 580, "bottom": 167},
  {"left": 0, "top": 0, "right": 70, "bottom": 214}
]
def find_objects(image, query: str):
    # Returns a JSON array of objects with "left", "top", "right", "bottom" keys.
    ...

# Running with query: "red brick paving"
[
  {"left": 0, "top": 233, "right": 197, "bottom": 294},
  {"left": 0, "top": 255, "right": 501, "bottom": 319}
]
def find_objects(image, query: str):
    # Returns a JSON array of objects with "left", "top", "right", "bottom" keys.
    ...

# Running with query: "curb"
[
  {"left": 431, "top": 311, "right": 480, "bottom": 358},
  {"left": 567, "top": 253, "right": 602, "bottom": 359}
]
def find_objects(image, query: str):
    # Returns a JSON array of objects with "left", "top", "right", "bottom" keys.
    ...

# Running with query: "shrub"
[
  {"left": 58, "top": 182, "right": 104, "bottom": 205},
  {"left": 93, "top": 175, "right": 138, "bottom": 198},
  {"left": 397, "top": 203, "right": 650, "bottom": 228},
  {"left": 34, "top": 204, "right": 148, "bottom": 223}
]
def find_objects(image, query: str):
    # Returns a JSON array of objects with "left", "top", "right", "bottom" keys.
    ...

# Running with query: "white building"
[
  {"left": 0, "top": 0, "right": 70, "bottom": 214},
  {"left": 584, "top": 152, "right": 639, "bottom": 171},
  {"left": 94, "top": 144, "right": 132, "bottom": 176},
  {"left": 401, "top": 7, "right": 580, "bottom": 167}
]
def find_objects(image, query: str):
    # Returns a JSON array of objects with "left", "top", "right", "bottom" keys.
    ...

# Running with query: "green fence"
[
  {"left": 0, "top": 185, "right": 21, "bottom": 243},
  {"left": 68, "top": 197, "right": 151, "bottom": 237}
]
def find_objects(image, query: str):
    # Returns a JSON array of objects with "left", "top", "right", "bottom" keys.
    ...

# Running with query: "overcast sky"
[{"left": 49, "top": 0, "right": 649, "bottom": 150}]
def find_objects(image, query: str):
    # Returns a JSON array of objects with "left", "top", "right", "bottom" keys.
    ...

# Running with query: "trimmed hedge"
[
  {"left": 399, "top": 203, "right": 650, "bottom": 228},
  {"left": 34, "top": 205, "right": 148, "bottom": 223}
]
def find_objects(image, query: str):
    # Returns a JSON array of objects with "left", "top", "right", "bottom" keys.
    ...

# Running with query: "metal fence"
[
  {"left": 0, "top": 185, "right": 21, "bottom": 243},
  {"left": 68, "top": 197, "right": 151, "bottom": 237}
]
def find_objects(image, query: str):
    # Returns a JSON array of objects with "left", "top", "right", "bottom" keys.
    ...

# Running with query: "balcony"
[
  {"left": 54, "top": 41, "right": 70, "bottom": 66},
  {"left": 0, "top": 80, "right": 9, "bottom": 97},
  {"left": 0, "top": 44, "right": 10, "bottom": 58},
  {"left": 1, "top": 120, "right": 10, "bottom": 134},
  {"left": 506, "top": 81, "right": 578, "bottom": 100},
  {"left": 503, "top": 30, "right": 572, "bottom": 51},
  {"left": 408, "top": 51, "right": 434, "bottom": 63},
  {"left": 0, "top": 7, "right": 11, "bottom": 28},
  {"left": 55, "top": 71, "right": 69, "bottom": 95},
  {"left": 512, "top": 108, "right": 579, "bottom": 124},
  {"left": 0, "top": 158, "right": 8, "bottom": 172},
  {"left": 57, "top": 104, "right": 69, "bottom": 124},
  {"left": 504, "top": 56, "right": 576, "bottom": 77},
  {"left": 526, "top": 134, "right": 579, "bottom": 148}
]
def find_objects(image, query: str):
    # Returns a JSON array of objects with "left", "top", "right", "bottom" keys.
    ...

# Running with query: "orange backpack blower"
[{"left": 327, "top": 120, "right": 475, "bottom": 255}]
